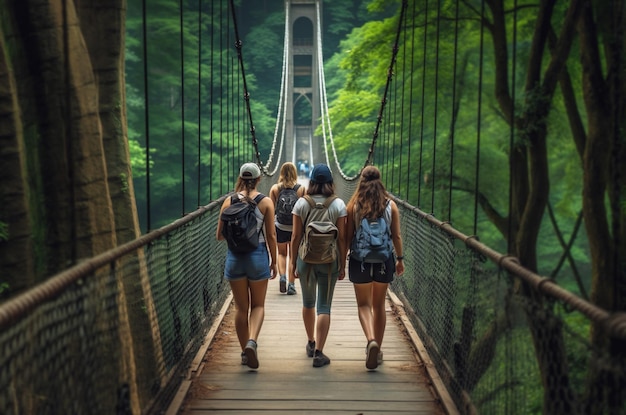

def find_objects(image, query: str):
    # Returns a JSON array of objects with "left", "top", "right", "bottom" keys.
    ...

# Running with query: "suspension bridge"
[{"left": 1, "top": 0, "right": 625, "bottom": 414}]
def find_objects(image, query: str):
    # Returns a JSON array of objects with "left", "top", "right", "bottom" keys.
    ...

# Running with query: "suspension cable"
[
  {"left": 431, "top": 0, "right": 441, "bottom": 214},
  {"left": 405, "top": 0, "right": 417, "bottom": 201},
  {"left": 141, "top": 0, "right": 151, "bottom": 231},
  {"left": 448, "top": 0, "right": 460, "bottom": 221},
  {"left": 179, "top": 0, "right": 186, "bottom": 216},
  {"left": 417, "top": 0, "right": 428, "bottom": 207},
  {"left": 473, "top": 0, "right": 486, "bottom": 235},
  {"left": 366, "top": 0, "right": 408, "bottom": 170},
  {"left": 229, "top": 0, "right": 263, "bottom": 169},
  {"left": 196, "top": 0, "right": 202, "bottom": 206}
]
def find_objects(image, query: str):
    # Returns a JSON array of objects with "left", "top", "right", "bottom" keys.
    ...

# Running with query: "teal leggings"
[{"left": 297, "top": 258, "right": 339, "bottom": 314}]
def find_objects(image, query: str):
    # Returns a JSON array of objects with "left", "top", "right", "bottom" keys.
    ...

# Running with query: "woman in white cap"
[
  {"left": 216, "top": 162, "right": 278, "bottom": 369},
  {"left": 290, "top": 163, "right": 347, "bottom": 368}
]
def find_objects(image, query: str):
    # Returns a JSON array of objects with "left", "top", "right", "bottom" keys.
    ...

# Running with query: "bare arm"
[
  {"left": 336, "top": 215, "right": 347, "bottom": 280},
  {"left": 260, "top": 197, "right": 278, "bottom": 278},
  {"left": 390, "top": 201, "right": 404, "bottom": 276},
  {"left": 290, "top": 213, "right": 303, "bottom": 278}
]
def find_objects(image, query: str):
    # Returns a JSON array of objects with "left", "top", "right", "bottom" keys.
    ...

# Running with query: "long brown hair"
[
  {"left": 235, "top": 177, "right": 259, "bottom": 198},
  {"left": 278, "top": 162, "right": 298, "bottom": 189},
  {"left": 347, "top": 165, "right": 388, "bottom": 219}
]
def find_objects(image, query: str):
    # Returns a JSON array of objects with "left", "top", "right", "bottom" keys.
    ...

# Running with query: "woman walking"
[
  {"left": 290, "top": 163, "right": 347, "bottom": 367},
  {"left": 346, "top": 165, "right": 404, "bottom": 370},
  {"left": 269, "top": 162, "right": 306, "bottom": 295},
  {"left": 216, "top": 162, "right": 278, "bottom": 369}
]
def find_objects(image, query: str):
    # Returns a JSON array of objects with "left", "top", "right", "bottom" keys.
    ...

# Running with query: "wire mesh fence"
[
  {"left": 0, "top": 198, "right": 229, "bottom": 415},
  {"left": 391, "top": 197, "right": 626, "bottom": 415}
]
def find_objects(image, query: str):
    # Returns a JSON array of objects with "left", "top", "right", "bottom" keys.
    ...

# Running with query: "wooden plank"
[{"left": 174, "top": 278, "right": 452, "bottom": 415}]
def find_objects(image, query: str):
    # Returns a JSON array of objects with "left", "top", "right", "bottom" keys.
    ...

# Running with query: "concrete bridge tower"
[{"left": 286, "top": 0, "right": 323, "bottom": 173}]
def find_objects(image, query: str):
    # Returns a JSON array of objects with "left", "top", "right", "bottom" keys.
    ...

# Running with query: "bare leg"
[
  {"left": 315, "top": 313, "right": 331, "bottom": 351},
  {"left": 248, "top": 279, "right": 269, "bottom": 341},
  {"left": 353, "top": 282, "right": 376, "bottom": 342},
  {"left": 277, "top": 241, "right": 288, "bottom": 277},
  {"left": 229, "top": 279, "right": 251, "bottom": 350},
  {"left": 302, "top": 306, "right": 316, "bottom": 342},
  {"left": 372, "top": 282, "right": 388, "bottom": 346}
]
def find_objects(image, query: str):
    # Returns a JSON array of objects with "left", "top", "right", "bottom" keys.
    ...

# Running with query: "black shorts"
[
  {"left": 276, "top": 227, "right": 292, "bottom": 243},
  {"left": 348, "top": 256, "right": 396, "bottom": 284}
]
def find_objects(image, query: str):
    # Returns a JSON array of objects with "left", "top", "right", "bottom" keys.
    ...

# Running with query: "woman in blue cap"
[{"left": 290, "top": 163, "right": 347, "bottom": 367}]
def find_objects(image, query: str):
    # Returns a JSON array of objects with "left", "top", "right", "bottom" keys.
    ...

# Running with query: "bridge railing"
[
  {"left": 1, "top": 192, "right": 625, "bottom": 414},
  {"left": 391, "top": 197, "right": 626, "bottom": 415},
  {"left": 0, "top": 198, "right": 230, "bottom": 415}
]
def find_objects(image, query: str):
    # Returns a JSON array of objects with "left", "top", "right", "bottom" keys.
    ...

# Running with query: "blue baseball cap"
[{"left": 310, "top": 164, "right": 333, "bottom": 184}]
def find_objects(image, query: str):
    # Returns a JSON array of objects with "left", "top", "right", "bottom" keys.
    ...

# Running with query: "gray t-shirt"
[{"left": 292, "top": 194, "right": 347, "bottom": 225}]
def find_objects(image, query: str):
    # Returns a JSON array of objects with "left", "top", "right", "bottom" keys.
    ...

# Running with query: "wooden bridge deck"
[{"left": 170, "top": 278, "right": 455, "bottom": 415}]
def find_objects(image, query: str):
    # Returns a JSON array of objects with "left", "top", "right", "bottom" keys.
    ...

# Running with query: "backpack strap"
[{"left": 303, "top": 194, "right": 337, "bottom": 226}]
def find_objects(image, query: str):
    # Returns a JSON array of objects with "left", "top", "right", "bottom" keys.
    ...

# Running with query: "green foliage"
[{"left": 0, "top": 221, "right": 8, "bottom": 241}]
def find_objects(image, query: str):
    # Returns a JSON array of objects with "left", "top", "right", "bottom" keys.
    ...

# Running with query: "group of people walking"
[{"left": 216, "top": 161, "right": 404, "bottom": 370}]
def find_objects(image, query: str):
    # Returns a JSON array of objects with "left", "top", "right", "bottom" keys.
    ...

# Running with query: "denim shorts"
[{"left": 224, "top": 243, "right": 271, "bottom": 281}]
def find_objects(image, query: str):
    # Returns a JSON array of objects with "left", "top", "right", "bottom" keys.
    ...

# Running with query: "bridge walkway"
[{"left": 170, "top": 277, "right": 454, "bottom": 415}]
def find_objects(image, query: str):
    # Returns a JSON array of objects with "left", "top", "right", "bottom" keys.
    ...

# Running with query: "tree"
[{"left": 0, "top": 0, "right": 162, "bottom": 411}]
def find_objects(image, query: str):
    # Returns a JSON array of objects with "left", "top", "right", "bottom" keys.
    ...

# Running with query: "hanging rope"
[
  {"left": 141, "top": 0, "right": 152, "bottom": 231},
  {"left": 229, "top": 0, "right": 263, "bottom": 170},
  {"left": 179, "top": 0, "right": 186, "bottom": 216},
  {"left": 404, "top": 0, "right": 417, "bottom": 201},
  {"left": 473, "top": 0, "right": 486, "bottom": 236},
  {"left": 365, "top": 0, "right": 408, "bottom": 170},
  {"left": 417, "top": 0, "right": 428, "bottom": 208},
  {"left": 447, "top": 0, "right": 460, "bottom": 221},
  {"left": 196, "top": 0, "right": 202, "bottom": 206}
]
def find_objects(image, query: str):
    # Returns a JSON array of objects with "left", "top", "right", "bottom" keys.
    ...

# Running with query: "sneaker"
[
  {"left": 366, "top": 340, "right": 380, "bottom": 370},
  {"left": 312, "top": 350, "right": 330, "bottom": 367},
  {"left": 306, "top": 340, "right": 316, "bottom": 358},
  {"left": 287, "top": 283, "right": 297, "bottom": 295},
  {"left": 241, "top": 352, "right": 247, "bottom": 365},
  {"left": 279, "top": 276, "right": 287, "bottom": 293},
  {"left": 378, "top": 350, "right": 384, "bottom": 365},
  {"left": 244, "top": 339, "right": 259, "bottom": 369}
]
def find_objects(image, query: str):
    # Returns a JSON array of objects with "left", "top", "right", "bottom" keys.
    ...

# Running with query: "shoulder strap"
[
  {"left": 323, "top": 194, "right": 338, "bottom": 208},
  {"left": 253, "top": 193, "right": 265, "bottom": 203},
  {"left": 293, "top": 184, "right": 301, "bottom": 191},
  {"left": 303, "top": 195, "right": 315, "bottom": 208}
]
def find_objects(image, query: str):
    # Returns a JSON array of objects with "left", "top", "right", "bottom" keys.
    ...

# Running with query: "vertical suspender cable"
[
  {"left": 417, "top": 0, "right": 428, "bottom": 207},
  {"left": 431, "top": 0, "right": 441, "bottom": 214},
  {"left": 448, "top": 0, "right": 460, "bottom": 222},
  {"left": 366, "top": 0, "right": 408, "bottom": 169},
  {"left": 405, "top": 0, "right": 417, "bottom": 201},
  {"left": 197, "top": 0, "right": 202, "bottom": 206},
  {"left": 209, "top": 0, "right": 214, "bottom": 201},
  {"left": 473, "top": 0, "right": 486, "bottom": 235},
  {"left": 508, "top": 0, "right": 518, "bottom": 252},
  {"left": 396, "top": 6, "right": 409, "bottom": 196},
  {"left": 142, "top": 0, "right": 151, "bottom": 231},
  {"left": 179, "top": 0, "right": 186, "bottom": 215},
  {"left": 219, "top": 0, "right": 224, "bottom": 195},
  {"left": 61, "top": 0, "right": 76, "bottom": 261}
]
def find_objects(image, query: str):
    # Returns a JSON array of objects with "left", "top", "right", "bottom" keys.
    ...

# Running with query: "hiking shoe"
[
  {"left": 313, "top": 350, "right": 330, "bottom": 367},
  {"left": 244, "top": 339, "right": 259, "bottom": 369},
  {"left": 287, "top": 283, "right": 297, "bottom": 295},
  {"left": 241, "top": 352, "right": 247, "bottom": 365},
  {"left": 306, "top": 340, "right": 316, "bottom": 358},
  {"left": 279, "top": 276, "right": 287, "bottom": 293},
  {"left": 366, "top": 340, "right": 380, "bottom": 370}
]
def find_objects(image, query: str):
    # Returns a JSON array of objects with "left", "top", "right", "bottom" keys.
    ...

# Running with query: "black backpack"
[
  {"left": 220, "top": 193, "right": 265, "bottom": 254},
  {"left": 275, "top": 184, "right": 301, "bottom": 225}
]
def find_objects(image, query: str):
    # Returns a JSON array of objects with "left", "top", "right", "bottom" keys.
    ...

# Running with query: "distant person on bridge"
[
  {"left": 290, "top": 163, "right": 347, "bottom": 368},
  {"left": 216, "top": 162, "right": 278, "bottom": 370},
  {"left": 270, "top": 162, "right": 306, "bottom": 295},
  {"left": 346, "top": 165, "right": 404, "bottom": 370}
]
